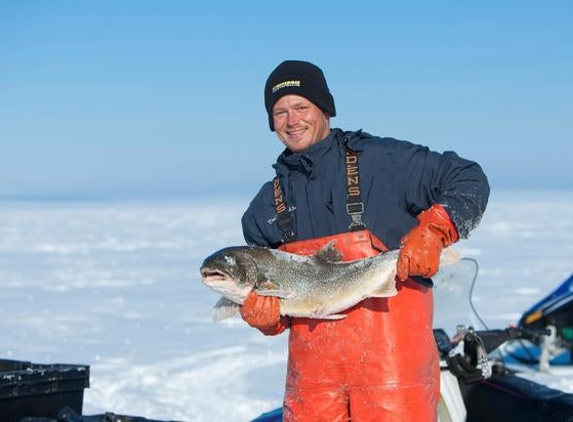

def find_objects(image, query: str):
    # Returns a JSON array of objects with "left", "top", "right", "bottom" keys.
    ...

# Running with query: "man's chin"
[{"left": 288, "top": 142, "right": 310, "bottom": 153}]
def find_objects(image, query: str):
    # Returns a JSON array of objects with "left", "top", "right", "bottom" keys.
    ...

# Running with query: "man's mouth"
[{"left": 287, "top": 128, "right": 306, "bottom": 138}]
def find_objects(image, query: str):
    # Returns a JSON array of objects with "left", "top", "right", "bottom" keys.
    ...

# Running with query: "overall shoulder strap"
[
  {"left": 273, "top": 131, "right": 367, "bottom": 243},
  {"left": 272, "top": 176, "right": 296, "bottom": 242},
  {"left": 340, "top": 131, "right": 367, "bottom": 231}
]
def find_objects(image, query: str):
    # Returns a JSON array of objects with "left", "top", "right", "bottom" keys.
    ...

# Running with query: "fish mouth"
[
  {"left": 200, "top": 266, "right": 248, "bottom": 303},
  {"left": 200, "top": 267, "right": 234, "bottom": 285}
]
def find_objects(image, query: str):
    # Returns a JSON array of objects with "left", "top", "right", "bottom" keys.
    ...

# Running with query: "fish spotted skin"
[{"left": 199, "top": 242, "right": 401, "bottom": 321}]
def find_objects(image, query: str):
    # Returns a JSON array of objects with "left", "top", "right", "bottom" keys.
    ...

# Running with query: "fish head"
[{"left": 199, "top": 246, "right": 261, "bottom": 304}]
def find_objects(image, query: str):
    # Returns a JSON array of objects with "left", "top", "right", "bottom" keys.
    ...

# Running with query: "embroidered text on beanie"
[{"left": 264, "top": 60, "right": 336, "bottom": 131}]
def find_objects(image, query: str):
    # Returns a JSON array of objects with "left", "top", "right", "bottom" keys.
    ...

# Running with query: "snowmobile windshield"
[{"left": 433, "top": 257, "right": 485, "bottom": 336}]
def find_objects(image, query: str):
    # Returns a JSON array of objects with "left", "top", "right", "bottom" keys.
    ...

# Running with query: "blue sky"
[{"left": 0, "top": 1, "right": 571, "bottom": 200}]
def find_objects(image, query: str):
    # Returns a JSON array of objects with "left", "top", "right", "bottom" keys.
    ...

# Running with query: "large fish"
[{"left": 199, "top": 242, "right": 458, "bottom": 322}]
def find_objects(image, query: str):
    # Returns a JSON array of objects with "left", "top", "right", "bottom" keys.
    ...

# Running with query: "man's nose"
[{"left": 287, "top": 110, "right": 300, "bottom": 126}]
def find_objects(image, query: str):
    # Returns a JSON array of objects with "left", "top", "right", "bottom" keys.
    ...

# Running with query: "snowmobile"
[
  {"left": 253, "top": 259, "right": 573, "bottom": 422},
  {"left": 506, "top": 273, "right": 573, "bottom": 371}
]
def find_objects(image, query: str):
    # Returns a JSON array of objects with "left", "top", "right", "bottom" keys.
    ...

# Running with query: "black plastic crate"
[
  {"left": 0, "top": 359, "right": 90, "bottom": 422},
  {"left": 20, "top": 407, "right": 180, "bottom": 422}
]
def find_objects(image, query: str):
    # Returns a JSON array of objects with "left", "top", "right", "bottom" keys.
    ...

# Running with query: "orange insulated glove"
[
  {"left": 396, "top": 204, "right": 459, "bottom": 281},
  {"left": 240, "top": 291, "right": 288, "bottom": 335}
]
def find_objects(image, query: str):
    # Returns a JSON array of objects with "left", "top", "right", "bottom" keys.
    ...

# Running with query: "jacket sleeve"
[
  {"left": 242, "top": 208, "right": 272, "bottom": 247},
  {"left": 242, "top": 190, "right": 292, "bottom": 336},
  {"left": 241, "top": 181, "right": 275, "bottom": 247},
  {"left": 398, "top": 142, "right": 490, "bottom": 239}
]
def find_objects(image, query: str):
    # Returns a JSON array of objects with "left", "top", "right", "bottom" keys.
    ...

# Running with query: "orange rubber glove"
[
  {"left": 396, "top": 204, "right": 459, "bottom": 281},
  {"left": 240, "top": 291, "right": 288, "bottom": 336}
]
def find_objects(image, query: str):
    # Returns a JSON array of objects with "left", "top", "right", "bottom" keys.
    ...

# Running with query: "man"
[{"left": 241, "top": 60, "right": 489, "bottom": 421}]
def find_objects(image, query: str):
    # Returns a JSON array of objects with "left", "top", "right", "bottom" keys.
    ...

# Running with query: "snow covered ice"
[{"left": 1, "top": 191, "right": 572, "bottom": 421}]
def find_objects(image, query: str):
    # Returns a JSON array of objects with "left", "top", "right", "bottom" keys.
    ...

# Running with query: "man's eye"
[{"left": 273, "top": 111, "right": 286, "bottom": 117}]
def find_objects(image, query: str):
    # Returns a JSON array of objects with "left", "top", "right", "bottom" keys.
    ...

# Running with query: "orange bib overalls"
[{"left": 278, "top": 229, "right": 439, "bottom": 422}]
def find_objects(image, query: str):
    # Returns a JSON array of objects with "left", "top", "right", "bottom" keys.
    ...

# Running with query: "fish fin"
[
  {"left": 256, "top": 279, "right": 280, "bottom": 290},
  {"left": 440, "top": 247, "right": 462, "bottom": 266},
  {"left": 256, "top": 289, "right": 293, "bottom": 299},
  {"left": 313, "top": 240, "right": 343, "bottom": 263},
  {"left": 212, "top": 297, "right": 240, "bottom": 322},
  {"left": 369, "top": 277, "right": 398, "bottom": 297},
  {"left": 370, "top": 283, "right": 398, "bottom": 297},
  {"left": 256, "top": 279, "right": 293, "bottom": 298},
  {"left": 309, "top": 305, "right": 347, "bottom": 320},
  {"left": 324, "top": 314, "right": 347, "bottom": 320},
  {"left": 314, "top": 314, "right": 347, "bottom": 320}
]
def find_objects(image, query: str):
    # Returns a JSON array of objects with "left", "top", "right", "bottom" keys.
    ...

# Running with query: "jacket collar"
[{"left": 273, "top": 129, "right": 342, "bottom": 178}]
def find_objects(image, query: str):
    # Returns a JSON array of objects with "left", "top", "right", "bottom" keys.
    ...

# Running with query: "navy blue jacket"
[{"left": 242, "top": 128, "right": 489, "bottom": 250}]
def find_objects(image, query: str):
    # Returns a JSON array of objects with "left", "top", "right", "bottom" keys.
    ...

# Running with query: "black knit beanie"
[{"left": 264, "top": 60, "right": 336, "bottom": 131}]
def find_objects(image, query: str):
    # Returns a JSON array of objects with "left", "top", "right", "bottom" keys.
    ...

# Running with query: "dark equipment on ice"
[
  {"left": 517, "top": 273, "right": 573, "bottom": 363},
  {"left": 0, "top": 359, "right": 180, "bottom": 422},
  {"left": 0, "top": 359, "right": 89, "bottom": 422}
]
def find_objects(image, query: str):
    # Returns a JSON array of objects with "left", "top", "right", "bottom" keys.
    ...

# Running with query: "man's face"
[{"left": 272, "top": 95, "right": 330, "bottom": 153}]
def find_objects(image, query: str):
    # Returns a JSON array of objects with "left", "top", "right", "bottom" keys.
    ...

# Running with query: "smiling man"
[
  {"left": 271, "top": 95, "right": 330, "bottom": 153},
  {"left": 240, "top": 60, "right": 490, "bottom": 421}
]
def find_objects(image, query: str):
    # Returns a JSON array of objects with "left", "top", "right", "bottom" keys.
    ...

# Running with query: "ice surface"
[{"left": 0, "top": 193, "right": 572, "bottom": 420}]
